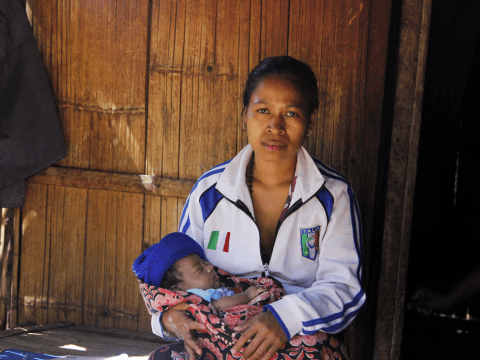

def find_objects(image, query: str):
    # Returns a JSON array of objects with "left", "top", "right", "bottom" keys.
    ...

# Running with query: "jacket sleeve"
[
  {"left": 178, "top": 183, "right": 206, "bottom": 244},
  {"left": 264, "top": 184, "right": 365, "bottom": 338}
]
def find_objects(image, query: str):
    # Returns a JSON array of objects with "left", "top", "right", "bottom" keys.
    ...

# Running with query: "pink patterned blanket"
[{"left": 138, "top": 267, "right": 348, "bottom": 360}]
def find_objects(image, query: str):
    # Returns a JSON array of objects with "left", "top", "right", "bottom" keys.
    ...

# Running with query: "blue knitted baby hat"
[{"left": 132, "top": 232, "right": 206, "bottom": 286}]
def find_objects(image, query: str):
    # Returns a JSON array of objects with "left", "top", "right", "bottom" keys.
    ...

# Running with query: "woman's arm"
[
  {"left": 265, "top": 184, "right": 365, "bottom": 337},
  {"left": 231, "top": 184, "right": 365, "bottom": 360}
]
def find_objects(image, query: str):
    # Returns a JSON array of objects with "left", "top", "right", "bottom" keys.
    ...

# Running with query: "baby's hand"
[{"left": 246, "top": 285, "right": 265, "bottom": 300}]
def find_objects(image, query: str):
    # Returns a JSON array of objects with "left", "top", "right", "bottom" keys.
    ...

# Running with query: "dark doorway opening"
[{"left": 401, "top": 0, "right": 480, "bottom": 358}]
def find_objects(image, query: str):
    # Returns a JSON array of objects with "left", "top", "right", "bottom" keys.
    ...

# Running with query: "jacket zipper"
[
  {"left": 223, "top": 193, "right": 315, "bottom": 278},
  {"left": 263, "top": 263, "right": 270, "bottom": 277}
]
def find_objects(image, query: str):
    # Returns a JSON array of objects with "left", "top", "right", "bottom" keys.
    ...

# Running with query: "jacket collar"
[{"left": 216, "top": 145, "right": 325, "bottom": 215}]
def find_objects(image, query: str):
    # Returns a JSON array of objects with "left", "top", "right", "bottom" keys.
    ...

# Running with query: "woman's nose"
[{"left": 267, "top": 114, "right": 285, "bottom": 134}]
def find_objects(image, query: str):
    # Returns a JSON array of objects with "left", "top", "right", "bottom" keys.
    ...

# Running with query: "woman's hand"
[
  {"left": 231, "top": 311, "right": 287, "bottom": 360},
  {"left": 162, "top": 302, "right": 206, "bottom": 359}
]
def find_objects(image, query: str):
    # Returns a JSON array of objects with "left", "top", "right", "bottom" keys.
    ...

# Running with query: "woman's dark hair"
[
  {"left": 242, "top": 56, "right": 319, "bottom": 117},
  {"left": 160, "top": 263, "right": 183, "bottom": 290}
]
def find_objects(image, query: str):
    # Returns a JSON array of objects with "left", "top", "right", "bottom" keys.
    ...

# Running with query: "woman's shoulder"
[
  {"left": 307, "top": 153, "right": 352, "bottom": 194},
  {"left": 189, "top": 158, "right": 234, "bottom": 195}
]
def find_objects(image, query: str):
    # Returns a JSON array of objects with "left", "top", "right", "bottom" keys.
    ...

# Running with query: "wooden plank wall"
[{"left": 3, "top": 0, "right": 395, "bottom": 358}]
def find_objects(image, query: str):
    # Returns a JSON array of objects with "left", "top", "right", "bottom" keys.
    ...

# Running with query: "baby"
[{"left": 132, "top": 232, "right": 265, "bottom": 310}]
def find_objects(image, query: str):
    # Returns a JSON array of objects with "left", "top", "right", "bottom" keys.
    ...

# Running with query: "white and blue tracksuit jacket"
[{"left": 152, "top": 145, "right": 365, "bottom": 339}]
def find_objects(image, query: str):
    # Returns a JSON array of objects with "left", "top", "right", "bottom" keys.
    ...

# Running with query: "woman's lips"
[
  {"left": 266, "top": 144, "right": 280, "bottom": 150},
  {"left": 263, "top": 142, "right": 285, "bottom": 150}
]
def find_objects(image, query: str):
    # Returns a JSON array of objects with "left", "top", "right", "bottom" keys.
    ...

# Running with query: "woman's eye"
[
  {"left": 286, "top": 111, "right": 298, "bottom": 117},
  {"left": 257, "top": 108, "right": 268, "bottom": 114}
]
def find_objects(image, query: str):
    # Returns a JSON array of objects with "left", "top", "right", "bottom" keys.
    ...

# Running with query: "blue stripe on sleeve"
[
  {"left": 348, "top": 186, "right": 363, "bottom": 283},
  {"left": 181, "top": 216, "right": 191, "bottom": 234},
  {"left": 178, "top": 159, "right": 231, "bottom": 231},
  {"left": 302, "top": 289, "right": 365, "bottom": 329},
  {"left": 315, "top": 187, "right": 334, "bottom": 223},
  {"left": 199, "top": 185, "right": 224, "bottom": 222}
]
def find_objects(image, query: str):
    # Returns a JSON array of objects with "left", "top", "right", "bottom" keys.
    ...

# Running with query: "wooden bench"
[{"left": 0, "top": 322, "right": 167, "bottom": 357}]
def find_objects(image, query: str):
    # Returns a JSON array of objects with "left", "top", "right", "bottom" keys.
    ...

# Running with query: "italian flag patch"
[{"left": 207, "top": 231, "right": 231, "bottom": 252}]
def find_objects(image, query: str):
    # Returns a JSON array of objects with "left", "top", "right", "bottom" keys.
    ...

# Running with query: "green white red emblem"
[{"left": 300, "top": 225, "right": 321, "bottom": 260}]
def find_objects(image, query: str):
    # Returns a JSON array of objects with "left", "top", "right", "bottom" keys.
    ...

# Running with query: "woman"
[{"left": 150, "top": 56, "right": 365, "bottom": 360}]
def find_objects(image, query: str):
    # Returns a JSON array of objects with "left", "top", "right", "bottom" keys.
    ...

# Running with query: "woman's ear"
[
  {"left": 242, "top": 107, "right": 249, "bottom": 130},
  {"left": 308, "top": 110, "right": 316, "bottom": 132}
]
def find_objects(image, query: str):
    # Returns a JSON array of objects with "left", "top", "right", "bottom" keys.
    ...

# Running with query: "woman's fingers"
[
  {"left": 184, "top": 341, "right": 198, "bottom": 360},
  {"left": 231, "top": 312, "right": 287, "bottom": 360},
  {"left": 161, "top": 303, "right": 206, "bottom": 359},
  {"left": 258, "top": 344, "right": 280, "bottom": 360},
  {"left": 231, "top": 318, "right": 255, "bottom": 353}
]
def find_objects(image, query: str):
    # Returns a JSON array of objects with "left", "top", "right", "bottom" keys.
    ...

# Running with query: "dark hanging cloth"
[{"left": 0, "top": 0, "right": 67, "bottom": 207}]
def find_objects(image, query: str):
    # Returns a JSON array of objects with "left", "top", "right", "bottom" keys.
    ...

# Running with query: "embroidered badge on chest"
[
  {"left": 300, "top": 225, "right": 321, "bottom": 260},
  {"left": 207, "top": 231, "right": 231, "bottom": 252}
]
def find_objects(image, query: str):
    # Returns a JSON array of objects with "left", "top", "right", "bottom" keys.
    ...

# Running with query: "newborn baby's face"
[{"left": 175, "top": 253, "right": 220, "bottom": 291}]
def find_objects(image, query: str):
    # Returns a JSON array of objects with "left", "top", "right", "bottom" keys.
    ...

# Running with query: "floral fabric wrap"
[{"left": 139, "top": 267, "right": 349, "bottom": 360}]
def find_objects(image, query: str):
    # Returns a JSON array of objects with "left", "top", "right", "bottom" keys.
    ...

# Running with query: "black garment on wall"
[{"left": 0, "top": 0, "right": 67, "bottom": 207}]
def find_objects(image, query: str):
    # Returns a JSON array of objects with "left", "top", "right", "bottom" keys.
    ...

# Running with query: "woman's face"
[{"left": 243, "top": 75, "right": 314, "bottom": 164}]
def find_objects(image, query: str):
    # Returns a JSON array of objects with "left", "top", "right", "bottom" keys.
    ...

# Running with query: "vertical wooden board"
[
  {"left": 145, "top": 0, "right": 172, "bottom": 176},
  {"left": 260, "top": 0, "right": 288, "bottom": 59},
  {"left": 104, "top": 191, "right": 118, "bottom": 328},
  {"left": 112, "top": 192, "right": 144, "bottom": 329},
  {"left": 47, "top": 185, "right": 66, "bottom": 324},
  {"left": 248, "top": 0, "right": 261, "bottom": 71},
  {"left": 289, "top": 0, "right": 325, "bottom": 156},
  {"left": 112, "top": 0, "right": 148, "bottom": 110},
  {"left": 163, "top": 71, "right": 182, "bottom": 178},
  {"left": 83, "top": 189, "right": 107, "bottom": 327},
  {"left": 345, "top": 0, "right": 364, "bottom": 192},
  {"left": 287, "top": 0, "right": 301, "bottom": 58},
  {"left": 236, "top": 0, "right": 251, "bottom": 153},
  {"left": 9, "top": 208, "right": 21, "bottom": 328},
  {"left": 1, "top": 208, "right": 13, "bottom": 329},
  {"left": 18, "top": 184, "right": 48, "bottom": 325},
  {"left": 215, "top": 0, "right": 240, "bottom": 166},
  {"left": 145, "top": 70, "right": 166, "bottom": 177},
  {"left": 331, "top": 0, "right": 349, "bottom": 175},
  {"left": 147, "top": 0, "right": 183, "bottom": 178},
  {"left": 113, "top": 193, "right": 127, "bottom": 329},
  {"left": 123, "top": 193, "right": 144, "bottom": 330},
  {"left": 47, "top": 0, "right": 57, "bottom": 99},
  {"left": 1, "top": 209, "right": 6, "bottom": 328},
  {"left": 62, "top": 187, "right": 88, "bottom": 325},
  {"left": 163, "top": 0, "right": 186, "bottom": 179},
  {"left": 160, "top": 197, "right": 179, "bottom": 239},
  {"left": 318, "top": 0, "right": 337, "bottom": 166},
  {"left": 310, "top": 0, "right": 328, "bottom": 161},
  {"left": 178, "top": 0, "right": 204, "bottom": 180},
  {"left": 59, "top": 0, "right": 68, "bottom": 103},
  {"left": 95, "top": 191, "right": 108, "bottom": 328},
  {"left": 197, "top": 0, "right": 217, "bottom": 177}
]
